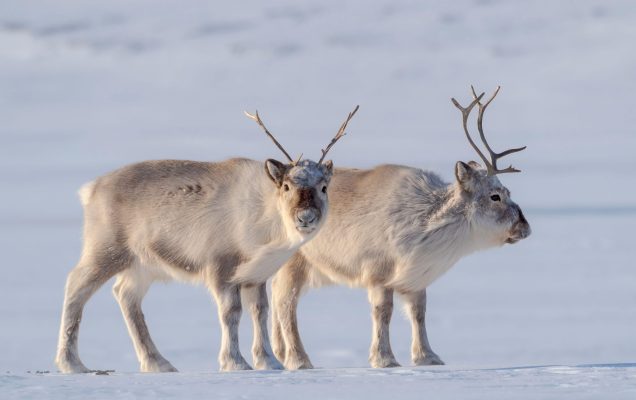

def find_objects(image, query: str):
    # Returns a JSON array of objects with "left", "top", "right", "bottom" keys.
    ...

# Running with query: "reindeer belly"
[
  {"left": 303, "top": 247, "right": 396, "bottom": 288},
  {"left": 133, "top": 238, "right": 209, "bottom": 284},
  {"left": 389, "top": 256, "right": 460, "bottom": 292}
]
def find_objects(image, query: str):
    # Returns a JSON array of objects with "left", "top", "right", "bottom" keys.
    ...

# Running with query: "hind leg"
[
  {"left": 242, "top": 283, "right": 283, "bottom": 370},
  {"left": 113, "top": 266, "right": 177, "bottom": 373},
  {"left": 56, "top": 247, "right": 131, "bottom": 373}
]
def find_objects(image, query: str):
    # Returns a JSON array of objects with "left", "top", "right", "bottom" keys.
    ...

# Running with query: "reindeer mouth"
[
  {"left": 506, "top": 230, "right": 530, "bottom": 244},
  {"left": 296, "top": 225, "right": 316, "bottom": 234},
  {"left": 506, "top": 222, "right": 531, "bottom": 244}
]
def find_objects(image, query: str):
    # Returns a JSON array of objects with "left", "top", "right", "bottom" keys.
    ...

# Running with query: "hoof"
[
  {"left": 141, "top": 361, "right": 178, "bottom": 373},
  {"left": 56, "top": 355, "right": 91, "bottom": 374},
  {"left": 414, "top": 354, "right": 445, "bottom": 366},
  {"left": 370, "top": 355, "right": 401, "bottom": 368},
  {"left": 220, "top": 357, "right": 253, "bottom": 371},
  {"left": 371, "top": 360, "right": 401, "bottom": 368},
  {"left": 141, "top": 355, "right": 178, "bottom": 373},
  {"left": 253, "top": 356, "right": 285, "bottom": 370},
  {"left": 284, "top": 356, "right": 314, "bottom": 370}
]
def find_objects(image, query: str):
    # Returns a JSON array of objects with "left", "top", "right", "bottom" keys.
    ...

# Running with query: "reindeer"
[
  {"left": 270, "top": 87, "right": 531, "bottom": 369},
  {"left": 55, "top": 106, "right": 359, "bottom": 373}
]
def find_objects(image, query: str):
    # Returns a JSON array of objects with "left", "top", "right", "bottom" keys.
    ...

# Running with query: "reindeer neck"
[
  {"left": 426, "top": 183, "right": 499, "bottom": 253},
  {"left": 388, "top": 179, "right": 472, "bottom": 253},
  {"left": 405, "top": 180, "right": 467, "bottom": 230}
]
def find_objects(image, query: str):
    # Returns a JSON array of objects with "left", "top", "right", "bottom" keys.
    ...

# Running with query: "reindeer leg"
[
  {"left": 368, "top": 286, "right": 400, "bottom": 368},
  {"left": 400, "top": 289, "right": 444, "bottom": 366},
  {"left": 271, "top": 257, "right": 313, "bottom": 370},
  {"left": 210, "top": 282, "right": 252, "bottom": 371},
  {"left": 113, "top": 267, "right": 177, "bottom": 372},
  {"left": 271, "top": 280, "right": 286, "bottom": 363},
  {"left": 242, "top": 283, "right": 284, "bottom": 370},
  {"left": 56, "top": 244, "right": 131, "bottom": 373}
]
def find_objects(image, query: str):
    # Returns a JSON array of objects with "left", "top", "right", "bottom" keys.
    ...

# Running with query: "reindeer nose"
[
  {"left": 514, "top": 207, "right": 531, "bottom": 238},
  {"left": 297, "top": 209, "right": 317, "bottom": 225},
  {"left": 518, "top": 208, "right": 528, "bottom": 225}
]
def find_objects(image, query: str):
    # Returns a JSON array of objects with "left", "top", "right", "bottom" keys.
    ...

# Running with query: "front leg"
[
  {"left": 271, "top": 257, "right": 314, "bottom": 370},
  {"left": 400, "top": 289, "right": 444, "bottom": 366},
  {"left": 368, "top": 286, "right": 400, "bottom": 368},
  {"left": 242, "top": 283, "right": 284, "bottom": 370},
  {"left": 210, "top": 283, "right": 252, "bottom": 371}
]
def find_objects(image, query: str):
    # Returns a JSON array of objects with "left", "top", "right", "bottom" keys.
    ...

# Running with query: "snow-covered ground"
[{"left": 1, "top": 1, "right": 635, "bottom": 399}]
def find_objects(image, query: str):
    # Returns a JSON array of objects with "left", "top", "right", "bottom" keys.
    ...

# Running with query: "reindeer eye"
[
  {"left": 490, "top": 194, "right": 501, "bottom": 202},
  {"left": 283, "top": 184, "right": 290, "bottom": 191},
  {"left": 321, "top": 186, "right": 327, "bottom": 193}
]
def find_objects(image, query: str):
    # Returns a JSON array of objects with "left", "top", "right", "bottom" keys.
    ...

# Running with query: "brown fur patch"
[
  {"left": 150, "top": 240, "right": 201, "bottom": 273},
  {"left": 296, "top": 188, "right": 315, "bottom": 208},
  {"left": 215, "top": 251, "right": 248, "bottom": 283},
  {"left": 91, "top": 231, "right": 135, "bottom": 276},
  {"left": 292, "top": 188, "right": 322, "bottom": 218}
]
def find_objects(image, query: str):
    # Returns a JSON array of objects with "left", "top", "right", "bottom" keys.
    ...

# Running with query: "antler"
[
  {"left": 318, "top": 105, "right": 359, "bottom": 164},
  {"left": 451, "top": 86, "right": 526, "bottom": 176},
  {"left": 244, "top": 110, "right": 294, "bottom": 164}
]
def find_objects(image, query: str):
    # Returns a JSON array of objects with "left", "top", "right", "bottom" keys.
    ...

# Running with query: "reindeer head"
[
  {"left": 245, "top": 106, "right": 358, "bottom": 239},
  {"left": 452, "top": 87, "right": 531, "bottom": 246}
]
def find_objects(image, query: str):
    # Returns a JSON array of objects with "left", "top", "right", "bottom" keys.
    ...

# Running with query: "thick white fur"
[
  {"left": 56, "top": 158, "right": 328, "bottom": 374},
  {"left": 272, "top": 163, "right": 530, "bottom": 369}
]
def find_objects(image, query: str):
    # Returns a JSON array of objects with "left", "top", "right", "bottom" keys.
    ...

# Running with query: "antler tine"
[
  {"left": 451, "top": 92, "right": 493, "bottom": 173},
  {"left": 470, "top": 86, "right": 526, "bottom": 175},
  {"left": 294, "top": 153, "right": 303, "bottom": 165},
  {"left": 318, "top": 105, "right": 359, "bottom": 164},
  {"left": 244, "top": 110, "right": 295, "bottom": 164}
]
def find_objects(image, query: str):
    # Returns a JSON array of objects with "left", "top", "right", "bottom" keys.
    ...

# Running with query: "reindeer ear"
[
  {"left": 321, "top": 160, "right": 334, "bottom": 180},
  {"left": 265, "top": 159, "right": 286, "bottom": 186},
  {"left": 455, "top": 161, "right": 478, "bottom": 192},
  {"left": 467, "top": 160, "right": 482, "bottom": 169}
]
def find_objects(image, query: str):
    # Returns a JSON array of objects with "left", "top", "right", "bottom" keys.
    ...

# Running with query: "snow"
[
  {"left": 1, "top": 0, "right": 635, "bottom": 398},
  {"left": 4, "top": 364, "right": 636, "bottom": 400}
]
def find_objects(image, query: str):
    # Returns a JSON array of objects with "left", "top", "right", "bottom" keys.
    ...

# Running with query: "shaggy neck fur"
[{"left": 387, "top": 178, "right": 498, "bottom": 292}]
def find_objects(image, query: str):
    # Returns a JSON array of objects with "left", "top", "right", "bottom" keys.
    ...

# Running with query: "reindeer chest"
[{"left": 389, "top": 249, "right": 464, "bottom": 292}]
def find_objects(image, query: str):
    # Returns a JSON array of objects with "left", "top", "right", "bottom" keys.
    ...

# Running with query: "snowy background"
[{"left": 1, "top": 0, "right": 635, "bottom": 398}]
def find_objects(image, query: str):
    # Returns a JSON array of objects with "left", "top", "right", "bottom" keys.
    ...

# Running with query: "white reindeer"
[
  {"left": 270, "top": 87, "right": 531, "bottom": 369},
  {"left": 55, "top": 106, "right": 359, "bottom": 373}
]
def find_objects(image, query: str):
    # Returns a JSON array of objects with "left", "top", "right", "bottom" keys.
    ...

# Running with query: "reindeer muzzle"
[
  {"left": 295, "top": 208, "right": 321, "bottom": 234},
  {"left": 506, "top": 208, "right": 531, "bottom": 244}
]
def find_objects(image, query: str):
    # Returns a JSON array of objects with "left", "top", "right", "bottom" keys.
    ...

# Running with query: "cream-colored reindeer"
[
  {"left": 271, "top": 88, "right": 531, "bottom": 369},
  {"left": 55, "top": 106, "right": 358, "bottom": 373}
]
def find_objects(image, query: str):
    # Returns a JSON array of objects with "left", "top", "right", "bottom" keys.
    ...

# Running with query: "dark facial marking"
[
  {"left": 293, "top": 187, "right": 323, "bottom": 217},
  {"left": 297, "top": 188, "right": 316, "bottom": 208}
]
